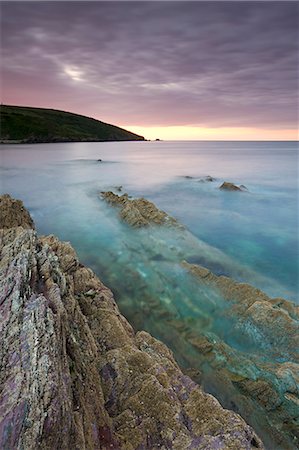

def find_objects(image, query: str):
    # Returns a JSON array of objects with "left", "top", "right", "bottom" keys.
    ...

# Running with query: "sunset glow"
[
  {"left": 126, "top": 126, "right": 298, "bottom": 142},
  {"left": 1, "top": 1, "right": 298, "bottom": 140}
]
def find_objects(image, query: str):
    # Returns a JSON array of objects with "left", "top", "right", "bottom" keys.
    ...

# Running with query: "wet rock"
[
  {"left": 0, "top": 195, "right": 263, "bottom": 450},
  {"left": 205, "top": 175, "right": 215, "bottom": 182},
  {"left": 97, "top": 190, "right": 297, "bottom": 447},
  {"left": 182, "top": 261, "right": 299, "bottom": 359},
  {"left": 101, "top": 193, "right": 290, "bottom": 295},
  {"left": 198, "top": 175, "right": 216, "bottom": 183},
  {"left": 219, "top": 182, "right": 242, "bottom": 191},
  {"left": 183, "top": 175, "right": 216, "bottom": 182},
  {"left": 101, "top": 191, "right": 179, "bottom": 228},
  {"left": 97, "top": 191, "right": 298, "bottom": 448},
  {"left": 181, "top": 261, "right": 299, "bottom": 448}
]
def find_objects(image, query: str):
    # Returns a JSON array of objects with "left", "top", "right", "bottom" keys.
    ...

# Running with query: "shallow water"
[
  {"left": 1, "top": 141, "right": 298, "bottom": 448},
  {"left": 0, "top": 140, "right": 298, "bottom": 300}
]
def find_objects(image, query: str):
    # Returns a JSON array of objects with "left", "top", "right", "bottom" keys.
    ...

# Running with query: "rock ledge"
[{"left": 0, "top": 195, "right": 263, "bottom": 449}]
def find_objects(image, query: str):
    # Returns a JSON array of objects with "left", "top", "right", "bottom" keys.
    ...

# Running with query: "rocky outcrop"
[
  {"left": 179, "top": 262, "right": 299, "bottom": 449},
  {"left": 101, "top": 192, "right": 179, "bottom": 228},
  {"left": 0, "top": 195, "right": 263, "bottom": 449},
  {"left": 219, "top": 182, "right": 245, "bottom": 191},
  {"left": 182, "top": 261, "right": 299, "bottom": 359},
  {"left": 100, "top": 192, "right": 298, "bottom": 449},
  {"left": 0, "top": 194, "right": 34, "bottom": 229},
  {"left": 182, "top": 175, "right": 215, "bottom": 182},
  {"left": 198, "top": 176, "right": 216, "bottom": 183},
  {"left": 96, "top": 239, "right": 298, "bottom": 449},
  {"left": 100, "top": 192, "right": 292, "bottom": 299}
]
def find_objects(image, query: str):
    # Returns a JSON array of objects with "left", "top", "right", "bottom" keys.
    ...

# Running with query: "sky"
[{"left": 1, "top": 1, "right": 298, "bottom": 140}]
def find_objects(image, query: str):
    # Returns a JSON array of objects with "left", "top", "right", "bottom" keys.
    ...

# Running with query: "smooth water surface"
[
  {"left": 1, "top": 141, "right": 298, "bottom": 448},
  {"left": 0, "top": 140, "right": 298, "bottom": 301}
]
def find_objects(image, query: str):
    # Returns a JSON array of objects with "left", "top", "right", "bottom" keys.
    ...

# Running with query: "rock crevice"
[{"left": 0, "top": 195, "right": 263, "bottom": 449}]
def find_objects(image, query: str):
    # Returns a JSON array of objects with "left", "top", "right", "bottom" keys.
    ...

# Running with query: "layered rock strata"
[
  {"left": 100, "top": 192, "right": 292, "bottom": 299},
  {"left": 101, "top": 192, "right": 179, "bottom": 228},
  {"left": 181, "top": 262, "right": 299, "bottom": 447},
  {"left": 0, "top": 195, "right": 263, "bottom": 449},
  {"left": 182, "top": 262, "right": 299, "bottom": 360},
  {"left": 100, "top": 191, "right": 298, "bottom": 449}
]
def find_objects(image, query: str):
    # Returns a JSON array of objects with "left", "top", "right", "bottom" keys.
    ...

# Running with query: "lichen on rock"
[
  {"left": 0, "top": 194, "right": 35, "bottom": 229},
  {"left": 180, "top": 261, "right": 299, "bottom": 449},
  {"left": 0, "top": 195, "right": 264, "bottom": 449},
  {"left": 101, "top": 191, "right": 179, "bottom": 228},
  {"left": 100, "top": 191, "right": 298, "bottom": 449}
]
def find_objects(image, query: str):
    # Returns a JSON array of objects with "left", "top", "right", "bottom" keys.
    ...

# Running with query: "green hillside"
[{"left": 0, "top": 105, "right": 145, "bottom": 143}]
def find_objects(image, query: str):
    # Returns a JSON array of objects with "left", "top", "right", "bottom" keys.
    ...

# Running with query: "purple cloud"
[{"left": 1, "top": 1, "right": 298, "bottom": 128}]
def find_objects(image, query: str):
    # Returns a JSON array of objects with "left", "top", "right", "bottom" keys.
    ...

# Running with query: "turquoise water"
[
  {"left": 1, "top": 140, "right": 298, "bottom": 448},
  {"left": 0, "top": 140, "right": 298, "bottom": 301}
]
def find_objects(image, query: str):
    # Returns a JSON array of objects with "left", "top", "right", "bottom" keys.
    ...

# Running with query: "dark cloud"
[{"left": 1, "top": 1, "right": 298, "bottom": 128}]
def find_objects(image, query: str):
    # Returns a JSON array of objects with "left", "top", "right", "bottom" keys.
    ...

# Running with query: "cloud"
[
  {"left": 1, "top": 1, "right": 298, "bottom": 128},
  {"left": 63, "top": 66, "right": 85, "bottom": 82}
]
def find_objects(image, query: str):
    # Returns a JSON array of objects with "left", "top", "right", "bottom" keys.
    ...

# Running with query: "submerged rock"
[
  {"left": 100, "top": 192, "right": 298, "bottom": 448},
  {"left": 198, "top": 175, "right": 216, "bottom": 183},
  {"left": 182, "top": 261, "right": 299, "bottom": 358},
  {"left": 101, "top": 191, "right": 179, "bottom": 228},
  {"left": 182, "top": 175, "right": 216, "bottom": 182},
  {"left": 0, "top": 195, "right": 263, "bottom": 449},
  {"left": 180, "top": 261, "right": 299, "bottom": 448}
]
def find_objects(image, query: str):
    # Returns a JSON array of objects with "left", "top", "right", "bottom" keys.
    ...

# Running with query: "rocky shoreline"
[
  {"left": 0, "top": 194, "right": 263, "bottom": 449},
  {"left": 100, "top": 192, "right": 179, "bottom": 228},
  {"left": 99, "top": 191, "right": 299, "bottom": 450}
]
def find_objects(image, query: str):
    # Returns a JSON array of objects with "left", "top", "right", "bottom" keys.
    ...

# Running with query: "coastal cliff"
[
  {"left": 0, "top": 105, "right": 145, "bottom": 144},
  {"left": 0, "top": 194, "right": 262, "bottom": 449}
]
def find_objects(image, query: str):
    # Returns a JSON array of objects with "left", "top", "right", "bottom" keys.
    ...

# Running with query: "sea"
[
  {"left": 0, "top": 140, "right": 298, "bottom": 447},
  {"left": 0, "top": 140, "right": 297, "bottom": 300}
]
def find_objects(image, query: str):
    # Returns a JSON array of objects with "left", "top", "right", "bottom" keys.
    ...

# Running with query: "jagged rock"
[
  {"left": 96, "top": 189, "right": 298, "bottom": 448},
  {"left": 219, "top": 182, "right": 242, "bottom": 191},
  {"left": 0, "top": 195, "right": 263, "bottom": 449},
  {"left": 0, "top": 194, "right": 35, "bottom": 229},
  {"left": 101, "top": 191, "right": 179, "bottom": 228},
  {"left": 182, "top": 261, "right": 299, "bottom": 359},
  {"left": 98, "top": 190, "right": 298, "bottom": 448},
  {"left": 180, "top": 261, "right": 299, "bottom": 448}
]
